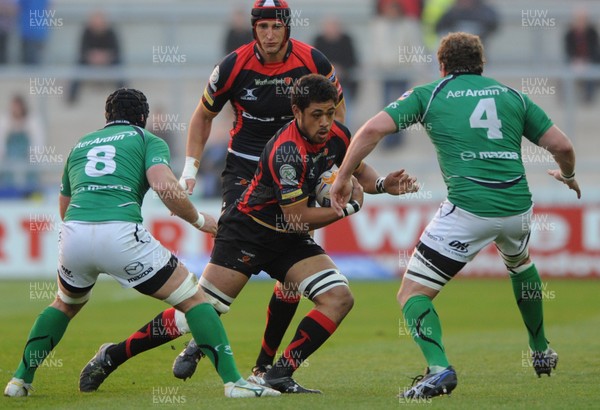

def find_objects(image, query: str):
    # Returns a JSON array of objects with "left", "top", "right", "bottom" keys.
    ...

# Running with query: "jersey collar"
[
  {"left": 448, "top": 70, "right": 481, "bottom": 76},
  {"left": 253, "top": 40, "right": 293, "bottom": 65},
  {"left": 104, "top": 120, "right": 131, "bottom": 128}
]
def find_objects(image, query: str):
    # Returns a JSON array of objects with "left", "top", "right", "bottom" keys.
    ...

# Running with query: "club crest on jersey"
[
  {"left": 399, "top": 90, "right": 413, "bottom": 100},
  {"left": 279, "top": 164, "right": 298, "bottom": 185}
]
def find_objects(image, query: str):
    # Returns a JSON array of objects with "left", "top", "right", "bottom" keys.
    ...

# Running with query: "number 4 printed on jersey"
[{"left": 469, "top": 98, "right": 503, "bottom": 139}]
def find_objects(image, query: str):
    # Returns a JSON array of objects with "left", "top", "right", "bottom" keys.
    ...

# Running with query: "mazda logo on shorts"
[{"left": 124, "top": 261, "right": 144, "bottom": 275}]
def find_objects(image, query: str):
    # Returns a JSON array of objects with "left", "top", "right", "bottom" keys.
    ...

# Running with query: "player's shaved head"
[{"left": 438, "top": 32, "right": 485, "bottom": 75}]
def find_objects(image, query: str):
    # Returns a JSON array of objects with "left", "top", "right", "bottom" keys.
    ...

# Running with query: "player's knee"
[
  {"left": 331, "top": 286, "right": 354, "bottom": 314},
  {"left": 501, "top": 249, "right": 531, "bottom": 270},
  {"left": 506, "top": 257, "right": 533, "bottom": 274},
  {"left": 313, "top": 285, "right": 354, "bottom": 318},
  {"left": 199, "top": 276, "right": 233, "bottom": 314},
  {"left": 164, "top": 271, "right": 199, "bottom": 308},
  {"left": 298, "top": 268, "right": 352, "bottom": 312},
  {"left": 397, "top": 276, "right": 437, "bottom": 308},
  {"left": 397, "top": 286, "right": 417, "bottom": 308},
  {"left": 400, "top": 243, "right": 464, "bottom": 304},
  {"left": 299, "top": 268, "right": 348, "bottom": 298},
  {"left": 53, "top": 291, "right": 89, "bottom": 318},
  {"left": 177, "top": 289, "right": 205, "bottom": 309},
  {"left": 314, "top": 286, "right": 354, "bottom": 323}
]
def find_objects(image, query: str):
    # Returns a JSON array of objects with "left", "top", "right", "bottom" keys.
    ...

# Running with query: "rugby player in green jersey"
[
  {"left": 331, "top": 32, "right": 581, "bottom": 399},
  {"left": 4, "top": 88, "right": 280, "bottom": 399}
]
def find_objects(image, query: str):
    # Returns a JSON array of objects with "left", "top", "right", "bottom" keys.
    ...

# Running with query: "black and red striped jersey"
[
  {"left": 237, "top": 119, "right": 351, "bottom": 231},
  {"left": 201, "top": 39, "right": 344, "bottom": 160}
]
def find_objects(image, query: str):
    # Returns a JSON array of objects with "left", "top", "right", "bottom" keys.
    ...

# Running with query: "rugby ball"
[{"left": 315, "top": 170, "right": 338, "bottom": 207}]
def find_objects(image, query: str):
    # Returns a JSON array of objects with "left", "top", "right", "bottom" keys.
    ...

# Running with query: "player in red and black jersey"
[
  {"left": 237, "top": 119, "right": 352, "bottom": 230},
  {"left": 199, "top": 33, "right": 343, "bottom": 168},
  {"left": 197, "top": 74, "right": 416, "bottom": 393},
  {"left": 180, "top": 0, "right": 345, "bottom": 206}
]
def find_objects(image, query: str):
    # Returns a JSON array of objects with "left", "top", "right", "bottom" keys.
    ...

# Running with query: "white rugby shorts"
[
  {"left": 58, "top": 221, "right": 172, "bottom": 290},
  {"left": 420, "top": 200, "right": 532, "bottom": 263},
  {"left": 405, "top": 200, "right": 532, "bottom": 290}
]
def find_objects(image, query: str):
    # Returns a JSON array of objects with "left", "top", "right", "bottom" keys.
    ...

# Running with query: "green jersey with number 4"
[
  {"left": 383, "top": 73, "right": 553, "bottom": 217},
  {"left": 60, "top": 123, "right": 170, "bottom": 223}
]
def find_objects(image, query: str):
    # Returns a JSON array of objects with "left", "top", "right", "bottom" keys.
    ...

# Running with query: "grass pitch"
[{"left": 1, "top": 278, "right": 598, "bottom": 409}]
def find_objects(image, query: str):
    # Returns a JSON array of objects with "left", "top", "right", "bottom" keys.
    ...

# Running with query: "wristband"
[
  {"left": 192, "top": 212, "right": 205, "bottom": 229},
  {"left": 342, "top": 200, "right": 361, "bottom": 217},
  {"left": 182, "top": 156, "right": 200, "bottom": 177},
  {"left": 179, "top": 157, "right": 200, "bottom": 189},
  {"left": 560, "top": 171, "right": 575, "bottom": 181},
  {"left": 375, "top": 177, "right": 386, "bottom": 194}
]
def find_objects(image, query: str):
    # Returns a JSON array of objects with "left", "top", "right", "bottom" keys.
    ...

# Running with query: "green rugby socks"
[
  {"left": 509, "top": 263, "right": 548, "bottom": 352},
  {"left": 14, "top": 306, "right": 70, "bottom": 383},
  {"left": 402, "top": 295, "right": 449, "bottom": 372},
  {"left": 185, "top": 303, "right": 241, "bottom": 384}
]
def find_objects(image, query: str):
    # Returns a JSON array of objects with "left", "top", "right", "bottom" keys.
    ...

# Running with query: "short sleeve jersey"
[
  {"left": 60, "top": 122, "right": 170, "bottom": 223},
  {"left": 201, "top": 39, "right": 344, "bottom": 160},
  {"left": 383, "top": 73, "right": 553, "bottom": 217},
  {"left": 237, "top": 120, "right": 351, "bottom": 230}
]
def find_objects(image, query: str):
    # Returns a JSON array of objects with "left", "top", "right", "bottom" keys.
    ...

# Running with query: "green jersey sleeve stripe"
[
  {"left": 423, "top": 75, "right": 456, "bottom": 119},
  {"left": 506, "top": 86, "right": 526, "bottom": 110},
  {"left": 132, "top": 125, "right": 146, "bottom": 141}
]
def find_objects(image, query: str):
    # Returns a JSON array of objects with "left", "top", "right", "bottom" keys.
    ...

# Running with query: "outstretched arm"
[
  {"left": 330, "top": 111, "right": 398, "bottom": 214},
  {"left": 148, "top": 164, "right": 217, "bottom": 235},
  {"left": 352, "top": 163, "right": 417, "bottom": 196},
  {"left": 537, "top": 125, "right": 581, "bottom": 199}
]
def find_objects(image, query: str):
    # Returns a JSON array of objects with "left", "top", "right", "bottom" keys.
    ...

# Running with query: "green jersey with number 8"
[
  {"left": 383, "top": 73, "right": 553, "bottom": 217},
  {"left": 60, "top": 122, "right": 170, "bottom": 223}
]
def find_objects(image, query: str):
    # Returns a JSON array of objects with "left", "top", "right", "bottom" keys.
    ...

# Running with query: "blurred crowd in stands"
[{"left": 0, "top": 0, "right": 597, "bottom": 199}]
